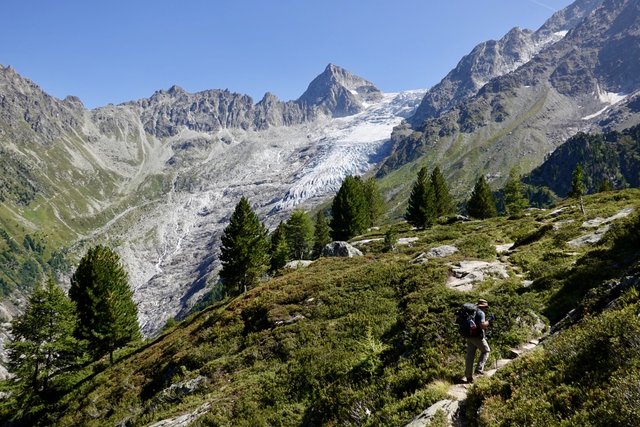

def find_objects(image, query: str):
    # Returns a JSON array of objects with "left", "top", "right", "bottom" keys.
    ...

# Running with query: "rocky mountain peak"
[
  {"left": 0, "top": 64, "right": 83, "bottom": 142},
  {"left": 167, "top": 84, "right": 186, "bottom": 96},
  {"left": 297, "top": 63, "right": 382, "bottom": 117},
  {"left": 407, "top": 0, "right": 607, "bottom": 127},
  {"left": 536, "top": 0, "right": 605, "bottom": 35}
]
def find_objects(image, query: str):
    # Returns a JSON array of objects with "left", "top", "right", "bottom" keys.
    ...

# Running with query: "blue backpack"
[{"left": 455, "top": 303, "right": 478, "bottom": 337}]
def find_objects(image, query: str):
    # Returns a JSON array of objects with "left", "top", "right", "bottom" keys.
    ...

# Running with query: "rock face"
[{"left": 322, "top": 241, "right": 364, "bottom": 258}]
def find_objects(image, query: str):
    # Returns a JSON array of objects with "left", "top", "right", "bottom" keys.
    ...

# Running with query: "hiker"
[{"left": 463, "top": 298, "right": 494, "bottom": 383}]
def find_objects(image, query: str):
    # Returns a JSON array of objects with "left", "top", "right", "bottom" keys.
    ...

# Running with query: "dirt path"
[{"left": 404, "top": 339, "right": 541, "bottom": 427}]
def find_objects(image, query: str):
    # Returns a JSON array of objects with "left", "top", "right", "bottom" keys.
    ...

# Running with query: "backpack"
[{"left": 455, "top": 303, "right": 478, "bottom": 337}]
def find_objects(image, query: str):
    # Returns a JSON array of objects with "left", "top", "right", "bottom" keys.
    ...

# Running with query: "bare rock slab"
[
  {"left": 322, "top": 241, "right": 363, "bottom": 257},
  {"left": 404, "top": 399, "right": 459, "bottom": 427},
  {"left": 446, "top": 260, "right": 510, "bottom": 291}
]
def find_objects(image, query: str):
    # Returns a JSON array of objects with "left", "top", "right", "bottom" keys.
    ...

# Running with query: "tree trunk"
[{"left": 579, "top": 196, "right": 585, "bottom": 216}]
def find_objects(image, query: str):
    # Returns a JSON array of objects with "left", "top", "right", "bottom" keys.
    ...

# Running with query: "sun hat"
[{"left": 477, "top": 298, "right": 489, "bottom": 308}]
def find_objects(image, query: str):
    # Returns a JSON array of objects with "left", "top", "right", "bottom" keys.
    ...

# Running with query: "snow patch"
[{"left": 582, "top": 85, "right": 627, "bottom": 120}]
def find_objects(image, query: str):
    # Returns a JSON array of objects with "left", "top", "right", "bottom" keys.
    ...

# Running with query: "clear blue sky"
[{"left": 1, "top": 0, "right": 574, "bottom": 108}]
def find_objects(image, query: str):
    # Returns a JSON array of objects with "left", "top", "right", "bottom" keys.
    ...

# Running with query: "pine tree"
[
  {"left": 69, "top": 245, "right": 140, "bottom": 364},
  {"left": 598, "top": 178, "right": 613, "bottom": 192},
  {"left": 467, "top": 175, "right": 498, "bottom": 219},
  {"left": 570, "top": 164, "right": 587, "bottom": 215},
  {"left": 384, "top": 228, "right": 397, "bottom": 252},
  {"left": 286, "top": 210, "right": 314, "bottom": 260},
  {"left": 8, "top": 277, "right": 80, "bottom": 405},
  {"left": 363, "top": 177, "right": 385, "bottom": 227},
  {"left": 430, "top": 166, "right": 454, "bottom": 217},
  {"left": 220, "top": 197, "right": 269, "bottom": 295},
  {"left": 330, "top": 176, "right": 368, "bottom": 241},
  {"left": 269, "top": 221, "right": 290, "bottom": 272},
  {"left": 503, "top": 167, "right": 528, "bottom": 218},
  {"left": 405, "top": 167, "right": 436, "bottom": 229},
  {"left": 312, "top": 210, "right": 331, "bottom": 258}
]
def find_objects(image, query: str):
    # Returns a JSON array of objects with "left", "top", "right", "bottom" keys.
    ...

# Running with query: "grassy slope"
[{"left": 3, "top": 189, "right": 640, "bottom": 426}]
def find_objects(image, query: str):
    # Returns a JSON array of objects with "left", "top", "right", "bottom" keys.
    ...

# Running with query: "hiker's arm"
[{"left": 479, "top": 312, "right": 491, "bottom": 329}]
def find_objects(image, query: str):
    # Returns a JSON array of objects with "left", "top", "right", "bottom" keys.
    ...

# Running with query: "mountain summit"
[{"left": 298, "top": 63, "right": 383, "bottom": 117}]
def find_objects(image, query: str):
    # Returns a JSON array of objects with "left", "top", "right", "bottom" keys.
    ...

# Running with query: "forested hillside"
[{"left": 526, "top": 123, "right": 640, "bottom": 196}]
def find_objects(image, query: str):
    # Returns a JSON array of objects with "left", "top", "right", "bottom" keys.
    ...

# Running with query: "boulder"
[
  {"left": 322, "top": 241, "right": 363, "bottom": 258},
  {"left": 284, "top": 260, "right": 314, "bottom": 270},
  {"left": 426, "top": 245, "right": 459, "bottom": 258}
]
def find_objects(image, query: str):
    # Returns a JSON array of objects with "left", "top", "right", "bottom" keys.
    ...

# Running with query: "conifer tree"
[
  {"left": 69, "top": 245, "right": 140, "bottom": 364},
  {"left": 363, "top": 177, "right": 385, "bottom": 227},
  {"left": 598, "top": 178, "right": 613, "bottom": 192},
  {"left": 330, "top": 176, "right": 368, "bottom": 240},
  {"left": 405, "top": 167, "right": 436, "bottom": 228},
  {"left": 220, "top": 197, "right": 269, "bottom": 295},
  {"left": 503, "top": 167, "right": 528, "bottom": 218},
  {"left": 467, "top": 175, "right": 498, "bottom": 219},
  {"left": 312, "top": 210, "right": 331, "bottom": 258},
  {"left": 269, "top": 221, "right": 290, "bottom": 272},
  {"left": 570, "top": 164, "right": 587, "bottom": 215},
  {"left": 430, "top": 166, "right": 454, "bottom": 217},
  {"left": 286, "top": 210, "right": 314, "bottom": 260},
  {"left": 8, "top": 277, "right": 80, "bottom": 404}
]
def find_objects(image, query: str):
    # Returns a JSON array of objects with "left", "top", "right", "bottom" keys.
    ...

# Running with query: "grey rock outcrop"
[
  {"left": 446, "top": 260, "right": 510, "bottom": 292},
  {"left": 426, "top": 245, "right": 459, "bottom": 258},
  {"left": 322, "top": 241, "right": 363, "bottom": 258}
]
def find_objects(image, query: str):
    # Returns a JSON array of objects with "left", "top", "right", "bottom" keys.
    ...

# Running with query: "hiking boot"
[
  {"left": 475, "top": 369, "right": 485, "bottom": 376},
  {"left": 458, "top": 376, "right": 473, "bottom": 384}
]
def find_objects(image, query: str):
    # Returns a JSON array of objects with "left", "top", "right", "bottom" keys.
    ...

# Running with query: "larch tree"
[
  {"left": 69, "top": 245, "right": 140, "bottom": 364},
  {"left": 330, "top": 176, "right": 368, "bottom": 241},
  {"left": 286, "top": 210, "right": 315, "bottom": 260},
  {"left": 8, "top": 277, "right": 80, "bottom": 405},
  {"left": 219, "top": 197, "right": 269, "bottom": 295},
  {"left": 467, "top": 175, "right": 498, "bottom": 219}
]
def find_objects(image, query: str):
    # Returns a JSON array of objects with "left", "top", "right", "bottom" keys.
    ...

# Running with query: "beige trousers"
[{"left": 465, "top": 336, "right": 490, "bottom": 380}]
